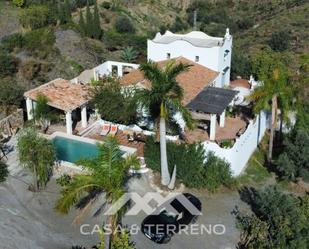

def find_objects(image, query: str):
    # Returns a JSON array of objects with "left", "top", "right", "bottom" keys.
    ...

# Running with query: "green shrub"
[
  {"left": 0, "top": 161, "right": 9, "bottom": 182},
  {"left": 101, "top": 1, "right": 111, "bottom": 9},
  {"left": 220, "top": 139, "right": 234, "bottom": 148},
  {"left": 68, "top": 60, "right": 84, "bottom": 74},
  {"left": 144, "top": 137, "right": 234, "bottom": 191},
  {"left": 202, "top": 152, "right": 235, "bottom": 191},
  {"left": 1, "top": 33, "right": 24, "bottom": 52},
  {"left": 0, "top": 51, "right": 19, "bottom": 76},
  {"left": 236, "top": 187, "right": 309, "bottom": 249},
  {"left": 73, "top": 0, "right": 95, "bottom": 9},
  {"left": 104, "top": 31, "right": 146, "bottom": 58},
  {"left": 268, "top": 31, "right": 291, "bottom": 52},
  {"left": 19, "top": 5, "right": 55, "bottom": 30},
  {"left": 115, "top": 16, "right": 135, "bottom": 33},
  {"left": 0, "top": 79, "right": 24, "bottom": 115},
  {"left": 236, "top": 16, "right": 254, "bottom": 30},
  {"left": 170, "top": 16, "right": 188, "bottom": 33},
  {"left": 23, "top": 28, "right": 55, "bottom": 57},
  {"left": 12, "top": 0, "right": 25, "bottom": 7}
]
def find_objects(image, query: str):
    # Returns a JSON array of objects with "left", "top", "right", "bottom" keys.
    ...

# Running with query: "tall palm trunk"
[
  {"left": 159, "top": 117, "right": 170, "bottom": 186},
  {"left": 268, "top": 94, "right": 278, "bottom": 162}
]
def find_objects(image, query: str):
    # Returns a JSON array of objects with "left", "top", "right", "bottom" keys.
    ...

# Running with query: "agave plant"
[{"left": 121, "top": 46, "right": 138, "bottom": 63}]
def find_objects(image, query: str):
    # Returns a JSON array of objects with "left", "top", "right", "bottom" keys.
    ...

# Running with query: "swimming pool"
[
  {"left": 50, "top": 132, "right": 136, "bottom": 164},
  {"left": 53, "top": 136, "right": 99, "bottom": 163}
]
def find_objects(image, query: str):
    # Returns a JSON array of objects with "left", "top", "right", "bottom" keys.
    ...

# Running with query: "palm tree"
[
  {"left": 138, "top": 60, "right": 193, "bottom": 186},
  {"left": 17, "top": 128, "right": 56, "bottom": 191},
  {"left": 55, "top": 136, "right": 139, "bottom": 249},
  {"left": 32, "top": 94, "right": 58, "bottom": 133},
  {"left": 121, "top": 46, "right": 138, "bottom": 63},
  {"left": 250, "top": 51, "right": 292, "bottom": 162}
]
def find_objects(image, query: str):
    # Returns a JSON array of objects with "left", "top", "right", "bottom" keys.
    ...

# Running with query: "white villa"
[
  {"left": 148, "top": 29, "right": 232, "bottom": 87},
  {"left": 24, "top": 29, "right": 269, "bottom": 176}
]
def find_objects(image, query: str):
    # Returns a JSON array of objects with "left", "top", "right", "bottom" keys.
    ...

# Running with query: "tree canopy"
[
  {"left": 17, "top": 128, "right": 56, "bottom": 191},
  {"left": 90, "top": 77, "right": 138, "bottom": 125},
  {"left": 276, "top": 129, "right": 309, "bottom": 181},
  {"left": 0, "top": 79, "right": 24, "bottom": 115},
  {"left": 236, "top": 186, "right": 309, "bottom": 249},
  {"left": 251, "top": 50, "right": 292, "bottom": 116}
]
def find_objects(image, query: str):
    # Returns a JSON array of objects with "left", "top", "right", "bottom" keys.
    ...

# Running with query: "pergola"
[
  {"left": 187, "top": 86, "right": 238, "bottom": 140},
  {"left": 24, "top": 78, "right": 90, "bottom": 135}
]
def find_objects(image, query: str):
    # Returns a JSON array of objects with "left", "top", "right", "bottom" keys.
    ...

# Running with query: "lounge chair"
[
  {"left": 109, "top": 125, "right": 118, "bottom": 137},
  {"left": 100, "top": 123, "right": 111, "bottom": 136}
]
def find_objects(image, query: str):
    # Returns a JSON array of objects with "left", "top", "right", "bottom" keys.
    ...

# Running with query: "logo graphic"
[{"left": 104, "top": 192, "right": 202, "bottom": 216}]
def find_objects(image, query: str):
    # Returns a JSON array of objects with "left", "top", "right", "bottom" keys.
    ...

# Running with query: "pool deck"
[{"left": 46, "top": 132, "right": 138, "bottom": 176}]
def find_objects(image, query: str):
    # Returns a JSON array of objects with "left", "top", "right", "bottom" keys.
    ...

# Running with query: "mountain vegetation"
[{"left": 0, "top": 0, "right": 307, "bottom": 90}]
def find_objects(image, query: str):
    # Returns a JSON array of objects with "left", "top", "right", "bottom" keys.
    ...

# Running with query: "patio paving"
[
  {"left": 185, "top": 116, "right": 247, "bottom": 143},
  {"left": 87, "top": 127, "right": 145, "bottom": 157}
]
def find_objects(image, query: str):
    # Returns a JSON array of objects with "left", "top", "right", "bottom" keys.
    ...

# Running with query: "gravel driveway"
[{"left": 0, "top": 137, "right": 245, "bottom": 249}]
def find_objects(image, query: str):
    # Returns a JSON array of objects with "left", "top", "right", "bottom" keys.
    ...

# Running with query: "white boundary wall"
[
  {"left": 94, "top": 61, "right": 139, "bottom": 78},
  {"left": 202, "top": 111, "right": 269, "bottom": 176}
]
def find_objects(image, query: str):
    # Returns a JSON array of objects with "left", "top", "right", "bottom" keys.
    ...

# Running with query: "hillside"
[{"left": 0, "top": 0, "right": 308, "bottom": 90}]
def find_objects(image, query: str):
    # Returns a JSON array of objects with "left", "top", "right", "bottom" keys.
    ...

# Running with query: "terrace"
[{"left": 185, "top": 86, "right": 247, "bottom": 145}]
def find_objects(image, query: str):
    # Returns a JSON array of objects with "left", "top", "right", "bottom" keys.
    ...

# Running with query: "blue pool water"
[{"left": 53, "top": 136, "right": 99, "bottom": 163}]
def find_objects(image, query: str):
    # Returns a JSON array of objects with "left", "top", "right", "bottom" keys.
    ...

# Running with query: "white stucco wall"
[
  {"left": 147, "top": 35, "right": 232, "bottom": 87},
  {"left": 94, "top": 61, "right": 139, "bottom": 78},
  {"left": 202, "top": 111, "right": 269, "bottom": 176}
]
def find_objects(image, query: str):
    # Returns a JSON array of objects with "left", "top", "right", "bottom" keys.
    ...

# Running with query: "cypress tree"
[
  {"left": 58, "top": 3, "right": 66, "bottom": 24},
  {"left": 79, "top": 11, "right": 86, "bottom": 36},
  {"left": 85, "top": 1, "right": 94, "bottom": 37},
  {"left": 64, "top": 0, "right": 72, "bottom": 23},
  {"left": 93, "top": 0, "right": 102, "bottom": 39}
]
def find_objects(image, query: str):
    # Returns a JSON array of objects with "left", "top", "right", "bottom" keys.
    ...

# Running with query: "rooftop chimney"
[
  {"left": 225, "top": 28, "right": 231, "bottom": 40},
  {"left": 193, "top": 10, "right": 197, "bottom": 31}
]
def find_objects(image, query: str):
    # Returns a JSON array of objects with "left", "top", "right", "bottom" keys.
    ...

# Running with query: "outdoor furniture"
[
  {"left": 197, "top": 122, "right": 208, "bottom": 131},
  {"left": 127, "top": 134, "right": 134, "bottom": 142},
  {"left": 109, "top": 125, "right": 118, "bottom": 137},
  {"left": 100, "top": 123, "right": 111, "bottom": 136},
  {"left": 123, "top": 129, "right": 134, "bottom": 142},
  {"left": 133, "top": 132, "right": 146, "bottom": 143}
]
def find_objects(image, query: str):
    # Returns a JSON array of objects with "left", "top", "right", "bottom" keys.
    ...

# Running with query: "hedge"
[{"left": 144, "top": 137, "right": 235, "bottom": 191}]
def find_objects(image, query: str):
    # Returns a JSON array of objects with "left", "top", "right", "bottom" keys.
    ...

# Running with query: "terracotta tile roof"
[
  {"left": 230, "top": 79, "right": 251, "bottom": 90},
  {"left": 24, "top": 78, "right": 90, "bottom": 112},
  {"left": 120, "top": 57, "right": 219, "bottom": 104}
]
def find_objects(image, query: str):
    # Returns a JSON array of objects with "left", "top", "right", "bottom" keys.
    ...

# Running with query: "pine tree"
[
  {"left": 85, "top": 1, "right": 94, "bottom": 37},
  {"left": 93, "top": 0, "right": 102, "bottom": 39},
  {"left": 79, "top": 11, "right": 86, "bottom": 35}
]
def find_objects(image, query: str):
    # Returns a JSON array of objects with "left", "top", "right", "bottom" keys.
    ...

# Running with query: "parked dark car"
[{"left": 141, "top": 193, "right": 202, "bottom": 244}]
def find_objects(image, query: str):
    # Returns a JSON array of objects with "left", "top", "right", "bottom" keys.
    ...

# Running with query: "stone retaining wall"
[{"left": 0, "top": 109, "right": 24, "bottom": 136}]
